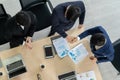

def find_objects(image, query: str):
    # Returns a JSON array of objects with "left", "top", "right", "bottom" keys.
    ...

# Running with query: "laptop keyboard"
[
  {"left": 58, "top": 71, "right": 77, "bottom": 80},
  {"left": 6, "top": 60, "right": 23, "bottom": 71}
]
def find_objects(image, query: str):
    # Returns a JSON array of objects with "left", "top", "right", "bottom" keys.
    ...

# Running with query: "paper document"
[
  {"left": 68, "top": 43, "right": 88, "bottom": 64},
  {"left": 52, "top": 37, "right": 70, "bottom": 58},
  {"left": 76, "top": 71, "right": 96, "bottom": 80}
]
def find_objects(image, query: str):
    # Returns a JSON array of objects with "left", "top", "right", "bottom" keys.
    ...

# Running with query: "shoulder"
[
  {"left": 6, "top": 16, "right": 16, "bottom": 25},
  {"left": 68, "top": 1, "right": 85, "bottom": 11},
  {"left": 93, "top": 26, "right": 105, "bottom": 31},
  {"left": 27, "top": 11, "right": 37, "bottom": 24},
  {"left": 96, "top": 26, "right": 108, "bottom": 35},
  {"left": 27, "top": 11, "right": 36, "bottom": 19}
]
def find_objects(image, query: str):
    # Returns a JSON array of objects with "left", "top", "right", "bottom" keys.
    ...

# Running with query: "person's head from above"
[
  {"left": 90, "top": 33, "right": 106, "bottom": 46},
  {"left": 65, "top": 5, "right": 81, "bottom": 22},
  {"left": 15, "top": 11, "right": 31, "bottom": 27}
]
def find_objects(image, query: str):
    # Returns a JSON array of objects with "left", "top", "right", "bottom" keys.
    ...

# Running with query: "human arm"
[
  {"left": 64, "top": 1, "right": 86, "bottom": 29},
  {"left": 66, "top": 35, "right": 77, "bottom": 43},
  {"left": 53, "top": 18, "right": 77, "bottom": 43},
  {"left": 25, "top": 36, "right": 32, "bottom": 49},
  {"left": 78, "top": 7, "right": 85, "bottom": 29},
  {"left": 52, "top": 6, "right": 77, "bottom": 43},
  {"left": 78, "top": 26, "right": 104, "bottom": 40},
  {"left": 52, "top": 9, "right": 69, "bottom": 38},
  {"left": 26, "top": 13, "right": 37, "bottom": 37},
  {"left": 89, "top": 56, "right": 97, "bottom": 60},
  {"left": 77, "top": 1, "right": 86, "bottom": 28},
  {"left": 79, "top": 10, "right": 86, "bottom": 26},
  {"left": 25, "top": 13, "right": 37, "bottom": 49},
  {"left": 78, "top": 24, "right": 83, "bottom": 29}
]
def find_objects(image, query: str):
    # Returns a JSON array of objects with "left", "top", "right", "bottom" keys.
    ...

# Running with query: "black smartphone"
[{"left": 44, "top": 45, "right": 54, "bottom": 59}]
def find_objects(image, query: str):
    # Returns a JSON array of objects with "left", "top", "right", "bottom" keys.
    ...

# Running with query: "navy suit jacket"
[
  {"left": 78, "top": 26, "right": 114, "bottom": 63},
  {"left": 51, "top": 1, "right": 85, "bottom": 38}
]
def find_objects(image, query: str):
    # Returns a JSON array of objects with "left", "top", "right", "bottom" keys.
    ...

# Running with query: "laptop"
[
  {"left": 3, "top": 54, "right": 27, "bottom": 78},
  {"left": 6, "top": 60, "right": 26, "bottom": 78},
  {"left": 58, "top": 71, "right": 77, "bottom": 80}
]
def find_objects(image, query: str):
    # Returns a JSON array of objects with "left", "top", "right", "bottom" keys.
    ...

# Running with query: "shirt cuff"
[
  {"left": 77, "top": 37, "right": 80, "bottom": 40},
  {"left": 62, "top": 33, "right": 68, "bottom": 38}
]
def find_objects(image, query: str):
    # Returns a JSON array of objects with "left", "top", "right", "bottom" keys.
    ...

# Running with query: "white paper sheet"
[
  {"left": 68, "top": 43, "right": 88, "bottom": 64},
  {"left": 76, "top": 71, "right": 96, "bottom": 80},
  {"left": 52, "top": 37, "right": 70, "bottom": 58}
]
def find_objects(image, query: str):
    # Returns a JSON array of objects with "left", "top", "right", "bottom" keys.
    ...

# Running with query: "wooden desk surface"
[{"left": 0, "top": 27, "right": 102, "bottom": 80}]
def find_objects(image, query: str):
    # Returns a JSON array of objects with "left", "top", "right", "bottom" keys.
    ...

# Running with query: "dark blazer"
[
  {"left": 51, "top": 1, "right": 86, "bottom": 38},
  {"left": 78, "top": 26, "right": 114, "bottom": 63},
  {"left": 5, "top": 11, "right": 37, "bottom": 48}
]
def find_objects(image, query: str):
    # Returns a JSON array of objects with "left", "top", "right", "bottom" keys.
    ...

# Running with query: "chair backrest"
[
  {"left": 112, "top": 39, "right": 120, "bottom": 72},
  {"left": 0, "top": 4, "right": 11, "bottom": 45},
  {"left": 0, "top": 4, "right": 7, "bottom": 18},
  {"left": 0, "top": 42, "right": 10, "bottom": 51},
  {"left": 19, "top": 0, "right": 47, "bottom": 9},
  {"left": 19, "top": 0, "right": 53, "bottom": 31},
  {"left": 98, "top": 62, "right": 119, "bottom": 80}
]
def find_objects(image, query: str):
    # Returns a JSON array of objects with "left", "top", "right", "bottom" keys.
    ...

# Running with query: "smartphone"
[{"left": 44, "top": 45, "right": 54, "bottom": 59}]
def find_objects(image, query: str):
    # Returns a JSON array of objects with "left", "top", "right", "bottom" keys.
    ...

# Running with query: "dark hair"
[
  {"left": 66, "top": 5, "right": 80, "bottom": 22},
  {"left": 90, "top": 33, "right": 105, "bottom": 46},
  {"left": 15, "top": 11, "right": 31, "bottom": 26}
]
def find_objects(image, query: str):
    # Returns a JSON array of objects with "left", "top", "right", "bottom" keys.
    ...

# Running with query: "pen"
[{"left": 37, "top": 73, "right": 42, "bottom": 80}]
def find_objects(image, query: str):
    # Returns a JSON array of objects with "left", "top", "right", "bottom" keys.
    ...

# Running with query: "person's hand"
[
  {"left": 66, "top": 36, "right": 77, "bottom": 43},
  {"left": 25, "top": 37, "right": 32, "bottom": 49},
  {"left": 89, "top": 56, "right": 96, "bottom": 60},
  {"left": 78, "top": 24, "right": 83, "bottom": 29}
]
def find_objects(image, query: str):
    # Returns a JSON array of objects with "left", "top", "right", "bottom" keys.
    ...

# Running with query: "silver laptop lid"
[{"left": 3, "top": 54, "right": 26, "bottom": 79}]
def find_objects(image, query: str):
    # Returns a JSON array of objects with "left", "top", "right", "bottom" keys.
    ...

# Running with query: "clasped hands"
[{"left": 66, "top": 35, "right": 78, "bottom": 43}]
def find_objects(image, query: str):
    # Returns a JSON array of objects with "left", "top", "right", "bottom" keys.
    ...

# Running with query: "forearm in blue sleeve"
[
  {"left": 97, "top": 57, "right": 109, "bottom": 63},
  {"left": 78, "top": 30, "right": 90, "bottom": 39},
  {"left": 78, "top": 26, "right": 103, "bottom": 39},
  {"left": 56, "top": 27, "right": 68, "bottom": 38},
  {"left": 79, "top": 11, "right": 86, "bottom": 24}
]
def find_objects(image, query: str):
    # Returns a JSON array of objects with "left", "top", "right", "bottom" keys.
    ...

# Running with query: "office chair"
[
  {"left": 0, "top": 42, "right": 10, "bottom": 51},
  {"left": 0, "top": 4, "right": 11, "bottom": 45},
  {"left": 112, "top": 38, "right": 120, "bottom": 72},
  {"left": 19, "top": 0, "right": 53, "bottom": 31}
]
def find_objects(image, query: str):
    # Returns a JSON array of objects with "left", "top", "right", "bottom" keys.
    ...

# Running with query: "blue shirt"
[
  {"left": 78, "top": 26, "right": 114, "bottom": 63},
  {"left": 51, "top": 1, "right": 85, "bottom": 38}
]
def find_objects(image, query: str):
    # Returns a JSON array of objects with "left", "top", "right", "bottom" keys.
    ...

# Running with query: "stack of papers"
[{"left": 76, "top": 71, "right": 96, "bottom": 80}]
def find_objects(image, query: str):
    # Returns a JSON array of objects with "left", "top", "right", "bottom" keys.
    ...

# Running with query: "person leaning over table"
[
  {"left": 5, "top": 11, "right": 37, "bottom": 49},
  {"left": 48, "top": 1, "right": 86, "bottom": 43},
  {"left": 76, "top": 26, "right": 114, "bottom": 63}
]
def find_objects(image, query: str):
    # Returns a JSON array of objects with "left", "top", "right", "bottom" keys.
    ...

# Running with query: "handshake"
[{"left": 66, "top": 35, "right": 79, "bottom": 43}]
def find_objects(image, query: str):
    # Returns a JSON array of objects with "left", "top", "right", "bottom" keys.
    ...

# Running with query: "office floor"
[{"left": 0, "top": 0, "right": 120, "bottom": 49}]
